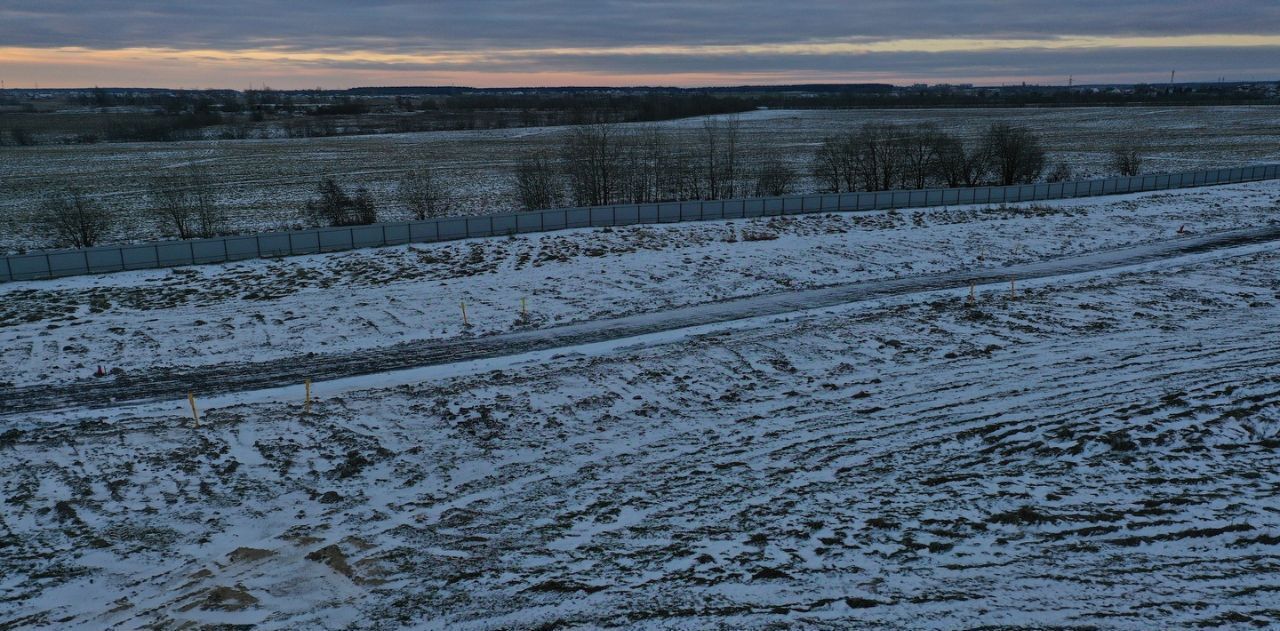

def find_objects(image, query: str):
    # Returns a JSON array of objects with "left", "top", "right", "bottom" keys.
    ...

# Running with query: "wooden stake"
[
  {"left": 1010, "top": 277, "right": 1017, "bottom": 299},
  {"left": 969, "top": 282, "right": 976, "bottom": 303},
  {"left": 187, "top": 392, "right": 199, "bottom": 428},
  {"left": 520, "top": 297, "right": 527, "bottom": 316},
  {"left": 460, "top": 301, "right": 469, "bottom": 326},
  {"left": 304, "top": 378, "right": 311, "bottom": 414}
]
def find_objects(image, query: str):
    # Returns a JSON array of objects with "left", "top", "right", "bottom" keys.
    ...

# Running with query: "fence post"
[{"left": 188, "top": 392, "right": 199, "bottom": 428}]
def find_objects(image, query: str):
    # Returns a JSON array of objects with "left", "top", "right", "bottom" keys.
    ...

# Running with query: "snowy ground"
[
  {"left": 2, "top": 180, "right": 1278, "bottom": 388},
  {"left": 2, "top": 183, "right": 1279, "bottom": 629}
]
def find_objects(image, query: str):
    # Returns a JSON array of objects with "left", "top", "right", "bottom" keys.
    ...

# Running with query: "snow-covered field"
[
  {"left": 2, "top": 182, "right": 1279, "bottom": 629},
  {"left": 2, "top": 180, "right": 1278, "bottom": 388},
  {"left": 3, "top": 106, "right": 1280, "bottom": 253}
]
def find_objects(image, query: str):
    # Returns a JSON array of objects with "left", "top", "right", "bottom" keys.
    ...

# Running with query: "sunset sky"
[{"left": 2, "top": 1, "right": 1278, "bottom": 89}]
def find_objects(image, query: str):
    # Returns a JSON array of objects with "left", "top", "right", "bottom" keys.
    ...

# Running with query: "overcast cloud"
[{"left": 1, "top": 1, "right": 1277, "bottom": 87}]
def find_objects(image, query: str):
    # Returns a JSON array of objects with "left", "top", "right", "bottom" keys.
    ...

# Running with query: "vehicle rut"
[{"left": 2, "top": 226, "right": 1277, "bottom": 417}]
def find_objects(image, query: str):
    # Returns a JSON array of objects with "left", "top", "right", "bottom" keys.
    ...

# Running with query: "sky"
[{"left": 1, "top": 1, "right": 1278, "bottom": 89}]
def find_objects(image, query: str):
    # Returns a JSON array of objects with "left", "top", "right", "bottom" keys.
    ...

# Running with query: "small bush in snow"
[
  {"left": 37, "top": 188, "right": 113, "bottom": 248},
  {"left": 1110, "top": 142, "right": 1144, "bottom": 177},
  {"left": 305, "top": 178, "right": 377, "bottom": 226}
]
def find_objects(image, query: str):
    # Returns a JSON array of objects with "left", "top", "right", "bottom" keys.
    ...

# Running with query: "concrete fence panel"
[{"left": 121, "top": 245, "right": 158, "bottom": 270}]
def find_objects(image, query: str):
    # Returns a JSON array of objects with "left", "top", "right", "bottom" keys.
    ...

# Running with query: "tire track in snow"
[{"left": 3, "top": 226, "right": 1279, "bottom": 417}]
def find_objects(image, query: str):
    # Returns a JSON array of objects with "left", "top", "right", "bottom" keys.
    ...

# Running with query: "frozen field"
[
  {"left": 2, "top": 180, "right": 1279, "bottom": 390},
  {"left": 2, "top": 182, "right": 1279, "bottom": 628},
  {"left": 3, "top": 106, "right": 1280, "bottom": 253}
]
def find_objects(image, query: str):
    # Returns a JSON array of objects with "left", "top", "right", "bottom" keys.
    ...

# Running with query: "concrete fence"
[{"left": 3, "top": 164, "right": 1278, "bottom": 283}]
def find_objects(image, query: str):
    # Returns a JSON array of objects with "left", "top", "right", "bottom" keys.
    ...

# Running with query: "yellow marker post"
[
  {"left": 188, "top": 392, "right": 199, "bottom": 428},
  {"left": 521, "top": 297, "right": 527, "bottom": 317},
  {"left": 1010, "top": 277, "right": 1017, "bottom": 299},
  {"left": 460, "top": 301, "right": 469, "bottom": 326},
  {"left": 304, "top": 378, "right": 312, "bottom": 414}
]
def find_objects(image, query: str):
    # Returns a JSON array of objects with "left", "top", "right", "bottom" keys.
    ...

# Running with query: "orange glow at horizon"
[{"left": 2, "top": 33, "right": 1278, "bottom": 89}]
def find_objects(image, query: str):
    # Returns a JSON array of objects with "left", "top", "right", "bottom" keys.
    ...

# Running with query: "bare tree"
[
  {"left": 148, "top": 165, "right": 225, "bottom": 239},
  {"left": 983, "top": 123, "right": 1046, "bottom": 185},
  {"left": 38, "top": 188, "right": 112, "bottom": 248},
  {"left": 398, "top": 167, "right": 450, "bottom": 220},
  {"left": 753, "top": 156, "right": 798, "bottom": 197},
  {"left": 563, "top": 124, "right": 623, "bottom": 206},
  {"left": 670, "top": 141, "right": 704, "bottom": 200},
  {"left": 901, "top": 123, "right": 942, "bottom": 189},
  {"left": 1110, "top": 141, "right": 1143, "bottom": 177},
  {"left": 930, "top": 133, "right": 971, "bottom": 187},
  {"left": 351, "top": 188, "right": 377, "bottom": 225},
  {"left": 701, "top": 115, "right": 742, "bottom": 199},
  {"left": 187, "top": 167, "right": 225, "bottom": 237},
  {"left": 514, "top": 151, "right": 562, "bottom": 210},
  {"left": 812, "top": 124, "right": 912, "bottom": 192},
  {"left": 305, "top": 178, "right": 377, "bottom": 226},
  {"left": 813, "top": 134, "right": 858, "bottom": 192}
]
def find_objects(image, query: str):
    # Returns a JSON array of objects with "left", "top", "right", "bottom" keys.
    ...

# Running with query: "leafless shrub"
[
  {"left": 618, "top": 126, "right": 682, "bottom": 203},
  {"left": 1110, "top": 142, "right": 1144, "bottom": 177},
  {"left": 398, "top": 167, "right": 450, "bottom": 220},
  {"left": 351, "top": 188, "right": 377, "bottom": 225},
  {"left": 814, "top": 134, "right": 858, "bottom": 192},
  {"left": 931, "top": 133, "right": 992, "bottom": 187},
  {"left": 813, "top": 123, "right": 933, "bottom": 192},
  {"left": 514, "top": 151, "right": 562, "bottom": 211},
  {"left": 563, "top": 124, "right": 623, "bottom": 207},
  {"left": 700, "top": 115, "right": 742, "bottom": 199},
  {"left": 900, "top": 123, "right": 943, "bottom": 189},
  {"left": 983, "top": 123, "right": 1046, "bottom": 185},
  {"left": 37, "top": 188, "right": 113, "bottom": 248},
  {"left": 148, "top": 165, "right": 225, "bottom": 239},
  {"left": 305, "top": 178, "right": 377, "bottom": 226},
  {"left": 753, "top": 156, "right": 797, "bottom": 197},
  {"left": 852, "top": 123, "right": 907, "bottom": 191}
]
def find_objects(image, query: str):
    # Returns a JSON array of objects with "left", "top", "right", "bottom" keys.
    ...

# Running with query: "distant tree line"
[
  {"left": 504, "top": 120, "right": 1114, "bottom": 211},
  {"left": 811, "top": 122, "right": 1049, "bottom": 192},
  {"left": 512, "top": 117, "right": 765, "bottom": 210},
  {"left": 1, "top": 92, "right": 756, "bottom": 145},
  {"left": 13, "top": 81, "right": 1271, "bottom": 146}
]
